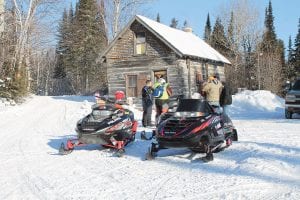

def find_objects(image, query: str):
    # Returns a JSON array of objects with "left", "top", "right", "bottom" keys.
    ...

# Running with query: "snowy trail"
[{"left": 0, "top": 95, "right": 300, "bottom": 200}]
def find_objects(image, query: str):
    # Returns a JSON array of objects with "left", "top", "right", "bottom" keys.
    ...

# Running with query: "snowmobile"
[
  {"left": 59, "top": 97, "right": 138, "bottom": 157},
  {"left": 140, "top": 95, "right": 182, "bottom": 140},
  {"left": 145, "top": 98, "right": 238, "bottom": 162}
]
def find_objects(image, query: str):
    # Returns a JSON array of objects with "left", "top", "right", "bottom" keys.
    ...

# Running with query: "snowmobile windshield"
[
  {"left": 176, "top": 99, "right": 213, "bottom": 114},
  {"left": 92, "top": 110, "right": 114, "bottom": 120},
  {"left": 292, "top": 80, "right": 300, "bottom": 90}
]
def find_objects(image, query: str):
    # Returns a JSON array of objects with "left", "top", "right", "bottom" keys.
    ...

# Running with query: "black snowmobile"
[
  {"left": 59, "top": 98, "right": 137, "bottom": 157},
  {"left": 146, "top": 98, "right": 238, "bottom": 162}
]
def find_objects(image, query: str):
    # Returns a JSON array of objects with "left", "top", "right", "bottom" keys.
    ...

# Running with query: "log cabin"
[{"left": 98, "top": 15, "right": 231, "bottom": 99}]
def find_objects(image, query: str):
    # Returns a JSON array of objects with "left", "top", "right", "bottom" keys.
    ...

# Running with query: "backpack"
[{"left": 152, "top": 83, "right": 165, "bottom": 98}]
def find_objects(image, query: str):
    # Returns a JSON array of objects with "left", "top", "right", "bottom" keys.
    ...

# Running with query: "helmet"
[{"left": 115, "top": 91, "right": 125, "bottom": 100}]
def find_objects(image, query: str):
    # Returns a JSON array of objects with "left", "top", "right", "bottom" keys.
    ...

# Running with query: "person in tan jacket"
[{"left": 202, "top": 76, "right": 223, "bottom": 107}]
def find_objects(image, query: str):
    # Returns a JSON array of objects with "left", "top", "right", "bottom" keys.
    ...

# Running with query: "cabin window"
[
  {"left": 135, "top": 32, "right": 146, "bottom": 55},
  {"left": 127, "top": 75, "right": 137, "bottom": 97}
]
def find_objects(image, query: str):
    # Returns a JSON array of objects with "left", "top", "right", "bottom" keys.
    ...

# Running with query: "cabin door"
[{"left": 154, "top": 70, "right": 167, "bottom": 82}]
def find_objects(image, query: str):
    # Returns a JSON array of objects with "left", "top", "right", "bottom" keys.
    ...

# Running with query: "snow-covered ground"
[{"left": 0, "top": 91, "right": 299, "bottom": 200}]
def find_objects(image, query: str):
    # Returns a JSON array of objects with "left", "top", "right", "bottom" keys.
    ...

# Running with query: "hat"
[
  {"left": 208, "top": 76, "right": 215, "bottom": 81},
  {"left": 115, "top": 91, "right": 125, "bottom": 100},
  {"left": 158, "top": 78, "right": 166, "bottom": 84}
]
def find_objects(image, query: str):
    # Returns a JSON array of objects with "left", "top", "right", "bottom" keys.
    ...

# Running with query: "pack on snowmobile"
[
  {"left": 146, "top": 98, "right": 238, "bottom": 162},
  {"left": 59, "top": 95, "right": 137, "bottom": 157}
]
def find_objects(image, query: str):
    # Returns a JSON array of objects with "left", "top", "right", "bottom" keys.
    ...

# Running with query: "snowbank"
[{"left": 228, "top": 90, "right": 285, "bottom": 119}]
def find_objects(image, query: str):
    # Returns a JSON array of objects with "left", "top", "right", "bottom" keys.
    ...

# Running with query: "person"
[
  {"left": 220, "top": 82, "right": 232, "bottom": 114},
  {"left": 153, "top": 78, "right": 172, "bottom": 123},
  {"left": 110, "top": 91, "right": 137, "bottom": 145},
  {"left": 202, "top": 75, "right": 223, "bottom": 109},
  {"left": 142, "top": 80, "right": 154, "bottom": 127}
]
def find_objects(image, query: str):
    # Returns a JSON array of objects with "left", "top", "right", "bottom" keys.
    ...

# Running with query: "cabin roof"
[{"left": 100, "top": 15, "right": 231, "bottom": 65}]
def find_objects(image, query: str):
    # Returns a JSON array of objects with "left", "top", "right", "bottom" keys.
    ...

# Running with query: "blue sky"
[
  {"left": 146, "top": 0, "right": 299, "bottom": 49},
  {"left": 67, "top": 0, "right": 299, "bottom": 49}
]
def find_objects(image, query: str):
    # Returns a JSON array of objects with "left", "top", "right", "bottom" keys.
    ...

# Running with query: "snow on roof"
[{"left": 136, "top": 15, "right": 231, "bottom": 64}]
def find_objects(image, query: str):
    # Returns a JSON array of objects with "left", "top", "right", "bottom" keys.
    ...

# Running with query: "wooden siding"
[{"left": 104, "top": 20, "right": 226, "bottom": 99}]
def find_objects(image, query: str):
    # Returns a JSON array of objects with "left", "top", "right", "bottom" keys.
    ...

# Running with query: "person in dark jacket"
[
  {"left": 142, "top": 80, "right": 154, "bottom": 127},
  {"left": 220, "top": 82, "right": 232, "bottom": 114}
]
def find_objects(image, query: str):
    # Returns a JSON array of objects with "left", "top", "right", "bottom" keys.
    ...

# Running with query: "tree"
[
  {"left": 216, "top": 0, "right": 262, "bottom": 91},
  {"left": 204, "top": 13, "right": 211, "bottom": 43},
  {"left": 211, "top": 17, "right": 228, "bottom": 55},
  {"left": 258, "top": 0, "right": 284, "bottom": 95},
  {"left": 170, "top": 17, "right": 178, "bottom": 28},
  {"left": 71, "top": 0, "right": 107, "bottom": 94},
  {"left": 293, "top": 18, "right": 300, "bottom": 75},
  {"left": 284, "top": 36, "right": 295, "bottom": 79},
  {"left": 53, "top": 9, "right": 68, "bottom": 79},
  {"left": 156, "top": 13, "right": 160, "bottom": 22},
  {"left": 261, "top": 0, "right": 277, "bottom": 51},
  {"left": 0, "top": 0, "right": 62, "bottom": 99},
  {"left": 102, "top": 0, "right": 154, "bottom": 39}
]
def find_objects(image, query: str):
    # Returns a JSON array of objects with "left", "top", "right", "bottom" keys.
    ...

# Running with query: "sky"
[
  {"left": 66, "top": 0, "right": 299, "bottom": 49},
  {"left": 146, "top": 0, "right": 299, "bottom": 49}
]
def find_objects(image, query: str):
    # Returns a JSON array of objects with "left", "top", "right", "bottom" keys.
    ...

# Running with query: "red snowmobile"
[
  {"left": 59, "top": 97, "right": 137, "bottom": 157},
  {"left": 145, "top": 99, "right": 238, "bottom": 162}
]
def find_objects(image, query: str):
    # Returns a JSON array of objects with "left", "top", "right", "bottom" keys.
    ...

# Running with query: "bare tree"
[
  {"left": 5, "top": 0, "right": 62, "bottom": 92},
  {"left": 217, "top": 0, "right": 263, "bottom": 91},
  {"left": 100, "top": 0, "right": 154, "bottom": 39}
]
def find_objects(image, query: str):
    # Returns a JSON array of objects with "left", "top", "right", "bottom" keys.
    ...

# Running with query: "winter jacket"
[
  {"left": 142, "top": 86, "right": 153, "bottom": 106},
  {"left": 220, "top": 83, "right": 232, "bottom": 106},
  {"left": 202, "top": 80, "right": 223, "bottom": 102},
  {"left": 153, "top": 82, "right": 172, "bottom": 100}
]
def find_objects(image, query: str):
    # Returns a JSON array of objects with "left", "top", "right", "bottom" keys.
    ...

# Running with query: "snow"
[
  {"left": 0, "top": 91, "right": 300, "bottom": 199},
  {"left": 136, "top": 15, "right": 231, "bottom": 64}
]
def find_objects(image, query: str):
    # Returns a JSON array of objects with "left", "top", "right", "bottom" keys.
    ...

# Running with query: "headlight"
[{"left": 285, "top": 94, "right": 296, "bottom": 102}]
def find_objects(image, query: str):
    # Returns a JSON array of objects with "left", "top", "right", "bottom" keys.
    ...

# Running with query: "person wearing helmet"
[{"left": 153, "top": 77, "right": 172, "bottom": 123}]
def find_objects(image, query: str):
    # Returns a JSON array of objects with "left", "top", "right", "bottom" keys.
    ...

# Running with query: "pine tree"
[
  {"left": 258, "top": 0, "right": 283, "bottom": 95},
  {"left": 183, "top": 20, "right": 188, "bottom": 28},
  {"left": 170, "top": 18, "right": 178, "bottom": 28},
  {"left": 261, "top": 0, "right": 277, "bottom": 51},
  {"left": 204, "top": 13, "right": 211, "bottom": 43},
  {"left": 210, "top": 17, "right": 228, "bottom": 55},
  {"left": 73, "top": 0, "right": 108, "bottom": 93},
  {"left": 156, "top": 13, "right": 160, "bottom": 22},
  {"left": 293, "top": 18, "right": 300, "bottom": 75},
  {"left": 286, "top": 36, "right": 295, "bottom": 79},
  {"left": 54, "top": 9, "right": 68, "bottom": 79}
]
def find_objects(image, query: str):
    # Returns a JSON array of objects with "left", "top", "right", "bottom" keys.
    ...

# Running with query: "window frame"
[
  {"left": 126, "top": 75, "right": 138, "bottom": 97},
  {"left": 134, "top": 32, "right": 146, "bottom": 55}
]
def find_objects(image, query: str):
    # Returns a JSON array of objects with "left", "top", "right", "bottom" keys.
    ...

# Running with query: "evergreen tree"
[
  {"left": 210, "top": 17, "right": 228, "bottom": 55},
  {"left": 183, "top": 20, "right": 188, "bottom": 28},
  {"left": 156, "top": 13, "right": 160, "bottom": 22},
  {"left": 54, "top": 9, "right": 68, "bottom": 79},
  {"left": 71, "top": 0, "right": 107, "bottom": 93},
  {"left": 261, "top": 0, "right": 277, "bottom": 51},
  {"left": 170, "top": 18, "right": 178, "bottom": 28},
  {"left": 204, "top": 13, "right": 211, "bottom": 43},
  {"left": 258, "top": 0, "right": 283, "bottom": 95},
  {"left": 286, "top": 36, "right": 295, "bottom": 79},
  {"left": 293, "top": 18, "right": 300, "bottom": 75}
]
